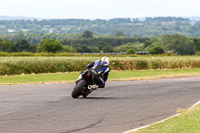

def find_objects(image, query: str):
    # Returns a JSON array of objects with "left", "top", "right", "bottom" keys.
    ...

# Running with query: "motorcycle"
[{"left": 71, "top": 69, "right": 99, "bottom": 98}]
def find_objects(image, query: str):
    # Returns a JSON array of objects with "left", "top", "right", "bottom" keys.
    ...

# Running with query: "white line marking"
[
  {"left": 192, "top": 101, "right": 200, "bottom": 107},
  {"left": 123, "top": 100, "right": 200, "bottom": 133}
]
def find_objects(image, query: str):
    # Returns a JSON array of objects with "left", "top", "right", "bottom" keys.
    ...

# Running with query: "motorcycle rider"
[{"left": 76, "top": 56, "right": 110, "bottom": 88}]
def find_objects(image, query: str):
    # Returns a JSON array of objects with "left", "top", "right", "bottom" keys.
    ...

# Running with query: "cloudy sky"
[{"left": 0, "top": 0, "right": 200, "bottom": 19}]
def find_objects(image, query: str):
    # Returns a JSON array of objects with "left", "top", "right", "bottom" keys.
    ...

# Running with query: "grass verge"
[
  {"left": 131, "top": 103, "right": 200, "bottom": 133},
  {"left": 0, "top": 68, "right": 200, "bottom": 85}
]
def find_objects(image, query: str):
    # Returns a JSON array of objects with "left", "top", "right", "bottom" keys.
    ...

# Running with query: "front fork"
[{"left": 75, "top": 74, "right": 82, "bottom": 84}]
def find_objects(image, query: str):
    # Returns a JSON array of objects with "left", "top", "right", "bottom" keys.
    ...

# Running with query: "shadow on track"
[{"left": 79, "top": 97, "right": 126, "bottom": 100}]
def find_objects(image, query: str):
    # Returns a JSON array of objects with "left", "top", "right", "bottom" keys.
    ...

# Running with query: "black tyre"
[
  {"left": 71, "top": 80, "right": 87, "bottom": 98},
  {"left": 82, "top": 94, "right": 88, "bottom": 98}
]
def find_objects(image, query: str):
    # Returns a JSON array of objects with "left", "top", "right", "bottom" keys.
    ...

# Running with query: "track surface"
[{"left": 0, "top": 77, "right": 200, "bottom": 133}]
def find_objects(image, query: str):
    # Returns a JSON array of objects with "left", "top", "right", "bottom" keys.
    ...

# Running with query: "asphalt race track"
[{"left": 0, "top": 76, "right": 200, "bottom": 133}]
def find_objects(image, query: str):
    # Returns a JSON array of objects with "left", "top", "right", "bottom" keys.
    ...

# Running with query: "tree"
[
  {"left": 96, "top": 41, "right": 109, "bottom": 50},
  {"left": 75, "top": 44, "right": 92, "bottom": 53},
  {"left": 144, "top": 40, "right": 152, "bottom": 48},
  {"left": 102, "top": 45, "right": 114, "bottom": 53},
  {"left": 14, "top": 39, "right": 30, "bottom": 52},
  {"left": 114, "top": 30, "right": 125, "bottom": 37},
  {"left": 0, "top": 40, "right": 15, "bottom": 52},
  {"left": 114, "top": 43, "right": 137, "bottom": 52},
  {"left": 0, "top": 38, "right": 3, "bottom": 51},
  {"left": 126, "top": 48, "right": 136, "bottom": 54},
  {"left": 163, "top": 34, "right": 195, "bottom": 55},
  {"left": 62, "top": 45, "right": 76, "bottom": 53},
  {"left": 90, "top": 46, "right": 100, "bottom": 53},
  {"left": 37, "top": 38, "right": 63, "bottom": 53},
  {"left": 193, "top": 38, "right": 200, "bottom": 52},
  {"left": 29, "top": 44, "right": 38, "bottom": 53},
  {"left": 0, "top": 38, "right": 3, "bottom": 44},
  {"left": 149, "top": 46, "right": 164, "bottom": 55},
  {"left": 12, "top": 32, "right": 25, "bottom": 42},
  {"left": 81, "top": 30, "right": 93, "bottom": 38}
]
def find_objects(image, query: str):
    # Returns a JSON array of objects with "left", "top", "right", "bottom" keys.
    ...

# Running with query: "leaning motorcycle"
[{"left": 71, "top": 69, "right": 99, "bottom": 98}]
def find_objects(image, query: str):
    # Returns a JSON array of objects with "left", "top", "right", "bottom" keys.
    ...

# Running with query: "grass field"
[
  {"left": 1, "top": 68, "right": 200, "bottom": 84},
  {"left": 132, "top": 103, "right": 200, "bottom": 133}
]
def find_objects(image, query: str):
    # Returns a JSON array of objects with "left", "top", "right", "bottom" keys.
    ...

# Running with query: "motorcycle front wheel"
[{"left": 71, "top": 80, "right": 87, "bottom": 98}]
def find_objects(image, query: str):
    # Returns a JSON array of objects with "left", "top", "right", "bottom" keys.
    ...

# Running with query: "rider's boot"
[{"left": 97, "top": 80, "right": 105, "bottom": 88}]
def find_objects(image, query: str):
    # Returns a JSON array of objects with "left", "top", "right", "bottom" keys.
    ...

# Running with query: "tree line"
[
  {"left": 0, "top": 17, "right": 200, "bottom": 37},
  {"left": 1, "top": 31, "right": 200, "bottom": 55}
]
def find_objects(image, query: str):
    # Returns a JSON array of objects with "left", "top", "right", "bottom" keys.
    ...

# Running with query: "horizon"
[
  {"left": 0, "top": 0, "right": 200, "bottom": 19},
  {"left": 0, "top": 15, "right": 199, "bottom": 21}
]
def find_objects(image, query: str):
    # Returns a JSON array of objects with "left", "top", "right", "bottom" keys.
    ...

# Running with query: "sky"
[{"left": 0, "top": 0, "right": 200, "bottom": 19}]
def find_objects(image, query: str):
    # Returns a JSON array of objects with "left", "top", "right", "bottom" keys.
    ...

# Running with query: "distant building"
[
  {"left": 189, "top": 22, "right": 196, "bottom": 26},
  {"left": 22, "top": 29, "right": 30, "bottom": 32},
  {"left": 7, "top": 29, "right": 16, "bottom": 33},
  {"left": 136, "top": 51, "right": 149, "bottom": 55}
]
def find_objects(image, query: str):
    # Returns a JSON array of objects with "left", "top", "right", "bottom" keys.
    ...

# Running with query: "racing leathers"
[{"left": 87, "top": 60, "right": 109, "bottom": 88}]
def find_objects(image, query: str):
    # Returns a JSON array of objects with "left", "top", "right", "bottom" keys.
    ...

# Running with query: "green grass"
[
  {"left": 133, "top": 104, "right": 200, "bottom": 133},
  {"left": 0, "top": 72, "right": 79, "bottom": 84},
  {"left": 0, "top": 68, "right": 200, "bottom": 84},
  {"left": 109, "top": 69, "right": 200, "bottom": 79}
]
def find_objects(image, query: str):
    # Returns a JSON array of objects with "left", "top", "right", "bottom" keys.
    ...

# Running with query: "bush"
[
  {"left": 195, "top": 51, "right": 200, "bottom": 55},
  {"left": 126, "top": 48, "right": 136, "bottom": 54},
  {"left": 149, "top": 46, "right": 164, "bottom": 55},
  {"left": 102, "top": 45, "right": 114, "bottom": 53},
  {"left": 135, "top": 60, "right": 149, "bottom": 69},
  {"left": 162, "top": 51, "right": 176, "bottom": 56},
  {"left": 37, "top": 38, "right": 63, "bottom": 53}
]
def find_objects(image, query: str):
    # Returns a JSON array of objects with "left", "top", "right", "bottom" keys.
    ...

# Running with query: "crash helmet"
[{"left": 101, "top": 56, "right": 109, "bottom": 65}]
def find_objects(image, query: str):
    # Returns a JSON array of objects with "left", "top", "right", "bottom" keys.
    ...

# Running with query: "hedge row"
[
  {"left": 110, "top": 59, "right": 200, "bottom": 70},
  {"left": 0, "top": 58, "right": 90, "bottom": 75},
  {"left": 0, "top": 52, "right": 137, "bottom": 57},
  {"left": 1, "top": 57, "right": 200, "bottom": 75}
]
